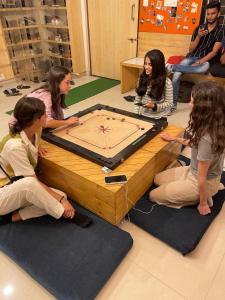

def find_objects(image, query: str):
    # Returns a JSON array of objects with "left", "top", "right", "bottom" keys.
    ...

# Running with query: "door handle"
[
  {"left": 128, "top": 38, "right": 137, "bottom": 42},
  {"left": 131, "top": 4, "right": 135, "bottom": 21}
]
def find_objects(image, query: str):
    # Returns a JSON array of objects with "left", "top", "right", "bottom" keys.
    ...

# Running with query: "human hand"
[
  {"left": 66, "top": 117, "right": 79, "bottom": 125},
  {"left": 143, "top": 101, "right": 155, "bottom": 108},
  {"left": 197, "top": 203, "right": 211, "bottom": 215},
  {"left": 198, "top": 28, "right": 208, "bottom": 38},
  {"left": 160, "top": 132, "right": 176, "bottom": 142},
  {"left": 38, "top": 145, "right": 48, "bottom": 157},
  {"left": 61, "top": 198, "right": 75, "bottom": 219}
]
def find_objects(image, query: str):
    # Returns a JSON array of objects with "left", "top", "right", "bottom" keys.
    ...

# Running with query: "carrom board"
[{"left": 42, "top": 104, "right": 168, "bottom": 169}]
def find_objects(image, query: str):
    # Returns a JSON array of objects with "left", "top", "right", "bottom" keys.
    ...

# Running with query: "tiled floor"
[{"left": 0, "top": 76, "right": 225, "bottom": 300}]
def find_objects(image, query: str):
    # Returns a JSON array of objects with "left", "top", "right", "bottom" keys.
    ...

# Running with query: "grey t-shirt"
[{"left": 190, "top": 134, "right": 225, "bottom": 179}]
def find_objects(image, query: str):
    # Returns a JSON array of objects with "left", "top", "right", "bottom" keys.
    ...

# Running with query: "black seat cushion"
[
  {"left": 128, "top": 156, "right": 225, "bottom": 255},
  {"left": 0, "top": 203, "right": 133, "bottom": 300}
]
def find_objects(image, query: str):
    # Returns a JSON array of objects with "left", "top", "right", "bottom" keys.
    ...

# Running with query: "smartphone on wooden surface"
[{"left": 104, "top": 175, "right": 128, "bottom": 184}]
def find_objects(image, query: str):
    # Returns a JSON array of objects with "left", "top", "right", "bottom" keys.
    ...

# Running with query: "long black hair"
[
  {"left": 11, "top": 97, "right": 45, "bottom": 135},
  {"left": 38, "top": 66, "right": 70, "bottom": 116},
  {"left": 136, "top": 49, "right": 167, "bottom": 100},
  {"left": 186, "top": 81, "right": 225, "bottom": 154}
]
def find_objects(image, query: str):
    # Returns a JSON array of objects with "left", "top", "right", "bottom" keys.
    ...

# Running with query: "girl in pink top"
[{"left": 28, "top": 66, "right": 79, "bottom": 128}]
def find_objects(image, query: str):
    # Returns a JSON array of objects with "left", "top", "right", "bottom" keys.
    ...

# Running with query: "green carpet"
[
  {"left": 65, "top": 77, "right": 120, "bottom": 106},
  {"left": 6, "top": 77, "right": 120, "bottom": 115}
]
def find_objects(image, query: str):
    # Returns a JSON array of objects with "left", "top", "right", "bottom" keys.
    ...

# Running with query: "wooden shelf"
[
  {"left": 48, "top": 53, "right": 72, "bottom": 60},
  {"left": 44, "top": 39, "right": 69, "bottom": 45},
  {"left": 0, "top": 63, "right": 12, "bottom": 67},
  {"left": 3, "top": 25, "right": 39, "bottom": 31},
  {"left": 11, "top": 54, "right": 44, "bottom": 62},
  {"left": 38, "top": 5, "right": 66, "bottom": 10},
  {"left": 7, "top": 40, "right": 42, "bottom": 47},
  {"left": 0, "top": 7, "right": 35, "bottom": 12},
  {"left": 14, "top": 69, "right": 42, "bottom": 76},
  {"left": 41, "top": 24, "right": 68, "bottom": 29}
]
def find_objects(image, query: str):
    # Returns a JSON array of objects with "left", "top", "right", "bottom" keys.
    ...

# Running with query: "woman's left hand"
[
  {"left": 160, "top": 132, "right": 175, "bottom": 142},
  {"left": 197, "top": 203, "right": 211, "bottom": 215},
  {"left": 143, "top": 101, "right": 155, "bottom": 108},
  {"left": 38, "top": 145, "right": 48, "bottom": 157}
]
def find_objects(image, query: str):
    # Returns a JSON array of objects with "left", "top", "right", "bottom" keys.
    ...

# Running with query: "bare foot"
[{"left": 12, "top": 211, "right": 22, "bottom": 222}]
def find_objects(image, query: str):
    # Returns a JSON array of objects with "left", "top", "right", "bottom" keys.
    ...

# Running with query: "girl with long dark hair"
[
  {"left": 28, "top": 66, "right": 79, "bottom": 128},
  {"left": 150, "top": 81, "right": 225, "bottom": 215},
  {"left": 134, "top": 49, "right": 173, "bottom": 118}
]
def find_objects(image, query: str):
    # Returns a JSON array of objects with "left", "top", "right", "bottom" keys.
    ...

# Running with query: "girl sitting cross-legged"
[
  {"left": 0, "top": 97, "right": 88, "bottom": 225},
  {"left": 134, "top": 49, "right": 173, "bottom": 119},
  {"left": 150, "top": 81, "right": 225, "bottom": 215}
]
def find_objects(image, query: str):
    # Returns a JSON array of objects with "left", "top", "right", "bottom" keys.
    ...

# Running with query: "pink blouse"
[{"left": 28, "top": 89, "right": 64, "bottom": 120}]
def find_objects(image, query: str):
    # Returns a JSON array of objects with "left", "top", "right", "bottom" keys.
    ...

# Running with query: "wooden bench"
[{"left": 121, "top": 57, "right": 225, "bottom": 94}]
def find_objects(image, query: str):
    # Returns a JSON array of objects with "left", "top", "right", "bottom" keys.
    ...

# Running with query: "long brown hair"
[
  {"left": 186, "top": 81, "right": 225, "bottom": 154},
  {"left": 38, "top": 66, "right": 70, "bottom": 117}
]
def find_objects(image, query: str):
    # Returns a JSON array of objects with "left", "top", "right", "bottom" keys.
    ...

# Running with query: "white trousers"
[{"left": 0, "top": 177, "right": 65, "bottom": 220}]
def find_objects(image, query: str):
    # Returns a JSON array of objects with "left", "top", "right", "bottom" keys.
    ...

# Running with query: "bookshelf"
[{"left": 0, "top": 0, "right": 86, "bottom": 82}]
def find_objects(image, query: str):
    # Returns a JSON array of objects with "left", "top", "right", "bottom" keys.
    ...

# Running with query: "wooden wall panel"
[
  {"left": 0, "top": 22, "right": 14, "bottom": 80},
  {"left": 137, "top": 32, "right": 191, "bottom": 59}
]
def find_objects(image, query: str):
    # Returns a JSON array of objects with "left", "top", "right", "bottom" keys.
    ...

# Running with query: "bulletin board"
[{"left": 139, "top": 0, "right": 203, "bottom": 35}]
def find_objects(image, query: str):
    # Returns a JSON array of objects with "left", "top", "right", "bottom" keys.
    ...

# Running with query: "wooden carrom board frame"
[{"left": 42, "top": 104, "right": 168, "bottom": 169}]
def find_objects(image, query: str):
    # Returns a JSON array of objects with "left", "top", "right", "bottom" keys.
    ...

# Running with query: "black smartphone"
[
  {"left": 104, "top": 175, "right": 128, "bottom": 184},
  {"left": 134, "top": 102, "right": 144, "bottom": 106},
  {"left": 72, "top": 212, "right": 93, "bottom": 228},
  {"left": 199, "top": 24, "right": 205, "bottom": 30}
]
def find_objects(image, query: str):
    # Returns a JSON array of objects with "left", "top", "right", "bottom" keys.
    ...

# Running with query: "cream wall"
[{"left": 80, "top": 0, "right": 91, "bottom": 74}]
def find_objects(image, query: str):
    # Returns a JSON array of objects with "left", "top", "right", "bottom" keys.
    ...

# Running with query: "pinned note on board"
[
  {"left": 164, "top": 0, "right": 178, "bottom": 6},
  {"left": 143, "top": 0, "right": 149, "bottom": 7}
]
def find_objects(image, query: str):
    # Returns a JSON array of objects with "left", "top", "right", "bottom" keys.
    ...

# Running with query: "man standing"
[{"left": 168, "top": 1, "right": 224, "bottom": 114}]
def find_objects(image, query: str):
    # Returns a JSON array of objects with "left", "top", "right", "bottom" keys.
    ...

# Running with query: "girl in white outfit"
[{"left": 0, "top": 97, "right": 75, "bottom": 225}]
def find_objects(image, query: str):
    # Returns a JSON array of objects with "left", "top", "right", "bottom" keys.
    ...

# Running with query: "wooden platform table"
[
  {"left": 39, "top": 125, "right": 184, "bottom": 225},
  {"left": 121, "top": 57, "right": 143, "bottom": 93},
  {"left": 120, "top": 57, "right": 225, "bottom": 94}
]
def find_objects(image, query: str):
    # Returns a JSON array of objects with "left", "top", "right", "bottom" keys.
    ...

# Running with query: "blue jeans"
[{"left": 172, "top": 57, "right": 210, "bottom": 106}]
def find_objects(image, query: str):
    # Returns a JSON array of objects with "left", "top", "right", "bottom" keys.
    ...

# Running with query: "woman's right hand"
[
  {"left": 61, "top": 198, "right": 75, "bottom": 219},
  {"left": 66, "top": 117, "right": 79, "bottom": 125},
  {"left": 197, "top": 203, "right": 211, "bottom": 215},
  {"left": 160, "top": 132, "right": 176, "bottom": 142}
]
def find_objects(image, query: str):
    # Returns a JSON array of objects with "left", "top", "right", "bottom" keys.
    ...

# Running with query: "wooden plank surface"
[{"left": 138, "top": 32, "right": 191, "bottom": 59}]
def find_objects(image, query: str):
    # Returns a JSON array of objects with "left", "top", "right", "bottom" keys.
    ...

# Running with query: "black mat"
[
  {"left": 0, "top": 204, "right": 133, "bottom": 300},
  {"left": 128, "top": 157, "right": 225, "bottom": 255}
]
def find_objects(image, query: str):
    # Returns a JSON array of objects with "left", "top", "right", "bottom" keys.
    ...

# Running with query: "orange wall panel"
[{"left": 139, "top": 0, "right": 203, "bottom": 35}]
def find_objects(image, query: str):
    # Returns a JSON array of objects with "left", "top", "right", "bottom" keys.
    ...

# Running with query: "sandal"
[
  {"left": 17, "top": 84, "right": 31, "bottom": 89},
  {"left": 3, "top": 88, "right": 22, "bottom": 96},
  {"left": 124, "top": 95, "right": 135, "bottom": 102}
]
